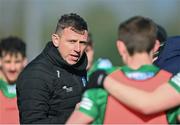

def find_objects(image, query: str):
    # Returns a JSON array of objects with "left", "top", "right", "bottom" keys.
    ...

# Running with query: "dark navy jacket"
[{"left": 154, "top": 36, "right": 180, "bottom": 75}]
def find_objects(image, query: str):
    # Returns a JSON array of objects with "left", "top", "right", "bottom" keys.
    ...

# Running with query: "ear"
[
  {"left": 153, "top": 40, "right": 160, "bottom": 53},
  {"left": 51, "top": 34, "right": 59, "bottom": 47},
  {"left": 116, "top": 40, "right": 127, "bottom": 56},
  {"left": 23, "top": 58, "right": 28, "bottom": 67}
]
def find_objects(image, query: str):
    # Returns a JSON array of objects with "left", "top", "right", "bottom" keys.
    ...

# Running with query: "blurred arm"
[{"left": 66, "top": 110, "right": 93, "bottom": 124}]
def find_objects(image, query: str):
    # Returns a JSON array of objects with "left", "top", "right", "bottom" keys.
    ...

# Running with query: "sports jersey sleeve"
[
  {"left": 79, "top": 88, "right": 108, "bottom": 120},
  {"left": 167, "top": 106, "right": 180, "bottom": 124},
  {"left": 169, "top": 73, "right": 180, "bottom": 93}
]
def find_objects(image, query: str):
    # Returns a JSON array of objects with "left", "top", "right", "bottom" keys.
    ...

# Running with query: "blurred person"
[
  {"left": 16, "top": 13, "right": 89, "bottom": 124},
  {"left": 154, "top": 36, "right": 180, "bottom": 75},
  {"left": 85, "top": 33, "right": 113, "bottom": 77},
  {"left": 67, "top": 17, "right": 180, "bottom": 124},
  {"left": 83, "top": 23, "right": 179, "bottom": 124},
  {"left": 153, "top": 29, "right": 180, "bottom": 123},
  {"left": 153, "top": 35, "right": 180, "bottom": 123},
  {"left": 156, "top": 24, "right": 167, "bottom": 44},
  {"left": 66, "top": 16, "right": 179, "bottom": 124},
  {"left": 153, "top": 24, "right": 167, "bottom": 62},
  {"left": 0, "top": 36, "right": 27, "bottom": 124},
  {"left": 85, "top": 33, "right": 94, "bottom": 71}
]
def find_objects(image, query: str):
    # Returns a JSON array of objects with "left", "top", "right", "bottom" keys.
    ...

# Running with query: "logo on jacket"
[
  {"left": 56, "top": 70, "right": 61, "bottom": 78},
  {"left": 62, "top": 86, "right": 73, "bottom": 92}
]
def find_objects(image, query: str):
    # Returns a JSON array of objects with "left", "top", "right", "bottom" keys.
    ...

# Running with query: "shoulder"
[
  {"left": 21, "top": 55, "right": 54, "bottom": 77},
  {"left": 17, "top": 56, "right": 56, "bottom": 87},
  {"left": 79, "top": 88, "right": 108, "bottom": 119},
  {"left": 83, "top": 88, "right": 108, "bottom": 99}
]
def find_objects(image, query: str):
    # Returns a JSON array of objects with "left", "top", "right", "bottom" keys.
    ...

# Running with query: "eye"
[
  {"left": 80, "top": 41, "right": 88, "bottom": 46},
  {"left": 4, "top": 60, "right": 11, "bottom": 64},
  {"left": 69, "top": 40, "right": 76, "bottom": 43},
  {"left": 15, "top": 60, "right": 22, "bottom": 63}
]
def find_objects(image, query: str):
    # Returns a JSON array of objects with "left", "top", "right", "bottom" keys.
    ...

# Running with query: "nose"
[
  {"left": 74, "top": 42, "right": 81, "bottom": 53},
  {"left": 10, "top": 63, "right": 16, "bottom": 71}
]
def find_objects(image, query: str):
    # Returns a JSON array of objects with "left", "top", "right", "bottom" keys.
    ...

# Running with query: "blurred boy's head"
[
  {"left": 117, "top": 16, "right": 159, "bottom": 63},
  {"left": 0, "top": 36, "right": 27, "bottom": 84}
]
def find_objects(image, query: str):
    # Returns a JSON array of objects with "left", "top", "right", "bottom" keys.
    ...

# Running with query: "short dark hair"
[
  {"left": 118, "top": 16, "right": 157, "bottom": 56},
  {"left": 0, "top": 36, "right": 26, "bottom": 58},
  {"left": 153, "top": 25, "right": 167, "bottom": 59},
  {"left": 55, "top": 13, "right": 88, "bottom": 34},
  {"left": 156, "top": 24, "right": 167, "bottom": 44}
]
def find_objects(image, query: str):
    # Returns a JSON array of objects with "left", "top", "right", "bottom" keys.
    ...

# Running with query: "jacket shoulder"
[{"left": 17, "top": 55, "right": 56, "bottom": 88}]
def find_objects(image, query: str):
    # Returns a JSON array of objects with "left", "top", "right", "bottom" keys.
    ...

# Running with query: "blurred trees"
[
  {"left": 0, "top": 0, "right": 180, "bottom": 65},
  {"left": 84, "top": 3, "right": 123, "bottom": 66}
]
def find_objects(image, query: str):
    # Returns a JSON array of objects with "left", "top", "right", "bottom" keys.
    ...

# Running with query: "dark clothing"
[
  {"left": 16, "top": 42, "right": 87, "bottom": 124},
  {"left": 154, "top": 36, "right": 180, "bottom": 75}
]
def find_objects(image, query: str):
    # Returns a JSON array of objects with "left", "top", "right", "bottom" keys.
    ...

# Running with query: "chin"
[
  {"left": 9, "top": 82, "right": 16, "bottom": 85},
  {"left": 8, "top": 78, "right": 17, "bottom": 84},
  {"left": 67, "top": 60, "right": 78, "bottom": 65}
]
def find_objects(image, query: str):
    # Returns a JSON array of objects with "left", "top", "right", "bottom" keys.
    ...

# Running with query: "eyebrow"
[{"left": 70, "top": 27, "right": 86, "bottom": 35}]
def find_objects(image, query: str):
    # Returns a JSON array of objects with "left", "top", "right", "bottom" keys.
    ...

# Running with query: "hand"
[
  {"left": 86, "top": 70, "right": 107, "bottom": 89},
  {"left": 74, "top": 103, "right": 80, "bottom": 110}
]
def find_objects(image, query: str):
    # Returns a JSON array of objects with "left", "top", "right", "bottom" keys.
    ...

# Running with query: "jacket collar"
[{"left": 43, "top": 42, "right": 87, "bottom": 72}]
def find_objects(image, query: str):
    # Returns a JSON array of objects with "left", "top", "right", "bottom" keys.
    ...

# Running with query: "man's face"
[
  {"left": 0, "top": 53, "right": 26, "bottom": 84},
  {"left": 52, "top": 27, "right": 88, "bottom": 65}
]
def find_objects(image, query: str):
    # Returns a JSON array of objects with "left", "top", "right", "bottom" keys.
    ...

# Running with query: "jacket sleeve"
[{"left": 16, "top": 76, "right": 67, "bottom": 123}]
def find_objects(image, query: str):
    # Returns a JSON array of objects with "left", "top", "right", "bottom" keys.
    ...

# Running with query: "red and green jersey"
[
  {"left": 0, "top": 79, "right": 16, "bottom": 98},
  {"left": 79, "top": 65, "right": 179, "bottom": 124},
  {"left": 0, "top": 79, "right": 19, "bottom": 123}
]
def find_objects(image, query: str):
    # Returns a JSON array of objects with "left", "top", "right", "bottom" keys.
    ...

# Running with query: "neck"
[{"left": 126, "top": 53, "right": 153, "bottom": 69}]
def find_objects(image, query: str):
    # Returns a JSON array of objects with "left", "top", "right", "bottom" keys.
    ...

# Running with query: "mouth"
[
  {"left": 70, "top": 54, "right": 80, "bottom": 61},
  {"left": 8, "top": 71, "right": 18, "bottom": 75},
  {"left": 5, "top": 71, "right": 18, "bottom": 82}
]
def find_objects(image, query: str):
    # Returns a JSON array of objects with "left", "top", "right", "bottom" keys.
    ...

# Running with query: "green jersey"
[
  {"left": 169, "top": 73, "right": 180, "bottom": 93},
  {"left": 79, "top": 89, "right": 108, "bottom": 124},
  {"left": 81, "top": 58, "right": 116, "bottom": 124},
  {"left": 87, "top": 58, "right": 114, "bottom": 78}
]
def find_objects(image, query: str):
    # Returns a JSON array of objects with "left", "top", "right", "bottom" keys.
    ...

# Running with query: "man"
[
  {"left": 16, "top": 13, "right": 89, "bottom": 124},
  {"left": 85, "top": 33, "right": 113, "bottom": 77},
  {"left": 66, "top": 16, "right": 179, "bottom": 124},
  {"left": 0, "top": 36, "right": 27, "bottom": 124}
]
